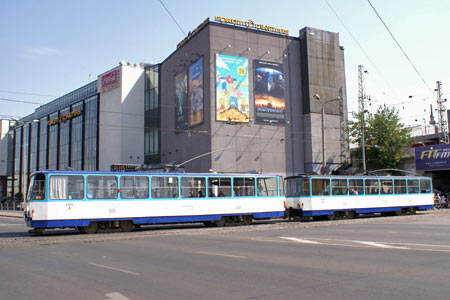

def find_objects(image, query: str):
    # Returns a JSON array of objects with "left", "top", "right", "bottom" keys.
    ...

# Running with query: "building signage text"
[
  {"left": 99, "top": 68, "right": 121, "bottom": 93},
  {"left": 177, "top": 18, "right": 210, "bottom": 48},
  {"left": 47, "top": 109, "right": 82, "bottom": 126},
  {"left": 214, "top": 16, "right": 289, "bottom": 35}
]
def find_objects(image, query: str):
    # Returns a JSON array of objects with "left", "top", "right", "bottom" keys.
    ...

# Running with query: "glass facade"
[
  {"left": 11, "top": 82, "right": 99, "bottom": 199},
  {"left": 144, "top": 65, "right": 160, "bottom": 164}
]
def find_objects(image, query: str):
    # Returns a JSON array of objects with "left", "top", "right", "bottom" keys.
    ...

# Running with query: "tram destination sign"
[{"left": 415, "top": 144, "right": 450, "bottom": 170}]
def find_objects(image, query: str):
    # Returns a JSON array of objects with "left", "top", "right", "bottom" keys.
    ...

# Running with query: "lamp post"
[{"left": 313, "top": 94, "right": 341, "bottom": 174}]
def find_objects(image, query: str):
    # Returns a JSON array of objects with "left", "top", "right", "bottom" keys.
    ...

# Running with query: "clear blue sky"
[{"left": 1, "top": 0, "right": 449, "bottom": 129}]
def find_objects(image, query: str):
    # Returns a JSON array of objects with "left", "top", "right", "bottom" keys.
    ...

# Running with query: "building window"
[
  {"left": 84, "top": 96, "right": 98, "bottom": 170},
  {"left": 13, "top": 127, "right": 22, "bottom": 198},
  {"left": 48, "top": 112, "right": 59, "bottom": 170},
  {"left": 59, "top": 107, "right": 70, "bottom": 170},
  {"left": 29, "top": 122, "right": 38, "bottom": 174},
  {"left": 145, "top": 65, "right": 160, "bottom": 164},
  {"left": 38, "top": 116, "right": 48, "bottom": 170},
  {"left": 71, "top": 102, "right": 83, "bottom": 170}
]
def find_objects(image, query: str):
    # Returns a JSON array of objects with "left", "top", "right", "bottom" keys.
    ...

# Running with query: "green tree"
[{"left": 348, "top": 105, "right": 413, "bottom": 171}]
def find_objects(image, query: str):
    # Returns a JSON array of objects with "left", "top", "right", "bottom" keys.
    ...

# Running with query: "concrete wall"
[
  {"left": 98, "top": 64, "right": 145, "bottom": 170},
  {"left": 300, "top": 27, "right": 348, "bottom": 174},
  {"left": 160, "top": 25, "right": 212, "bottom": 172}
]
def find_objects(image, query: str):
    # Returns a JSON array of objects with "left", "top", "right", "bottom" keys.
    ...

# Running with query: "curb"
[{"left": 0, "top": 211, "right": 24, "bottom": 218}]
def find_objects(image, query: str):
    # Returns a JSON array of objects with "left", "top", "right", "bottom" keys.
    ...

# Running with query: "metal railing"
[{"left": 0, "top": 200, "right": 23, "bottom": 211}]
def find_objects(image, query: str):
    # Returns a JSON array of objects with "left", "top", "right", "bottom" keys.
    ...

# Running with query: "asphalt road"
[{"left": 1, "top": 210, "right": 450, "bottom": 300}]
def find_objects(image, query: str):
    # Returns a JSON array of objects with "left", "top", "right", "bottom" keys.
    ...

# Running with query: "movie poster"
[
  {"left": 254, "top": 60, "right": 285, "bottom": 124},
  {"left": 188, "top": 58, "right": 204, "bottom": 127},
  {"left": 175, "top": 71, "right": 188, "bottom": 130},
  {"left": 216, "top": 54, "right": 249, "bottom": 123}
]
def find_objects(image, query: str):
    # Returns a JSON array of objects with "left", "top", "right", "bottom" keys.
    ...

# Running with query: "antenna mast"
[{"left": 436, "top": 81, "right": 449, "bottom": 144}]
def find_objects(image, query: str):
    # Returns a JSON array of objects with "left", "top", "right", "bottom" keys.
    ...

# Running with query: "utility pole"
[
  {"left": 358, "top": 65, "right": 370, "bottom": 174},
  {"left": 435, "top": 81, "right": 449, "bottom": 144}
]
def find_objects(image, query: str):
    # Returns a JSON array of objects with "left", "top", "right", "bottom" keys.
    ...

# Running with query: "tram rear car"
[{"left": 285, "top": 175, "right": 434, "bottom": 219}]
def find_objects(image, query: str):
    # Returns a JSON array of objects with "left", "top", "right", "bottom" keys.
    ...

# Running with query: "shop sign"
[
  {"left": 214, "top": 16, "right": 289, "bottom": 35},
  {"left": 47, "top": 109, "right": 82, "bottom": 126},
  {"left": 99, "top": 68, "right": 121, "bottom": 93},
  {"left": 415, "top": 144, "right": 450, "bottom": 170}
]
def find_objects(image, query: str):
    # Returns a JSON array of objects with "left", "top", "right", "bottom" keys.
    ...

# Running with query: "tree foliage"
[{"left": 348, "top": 105, "right": 413, "bottom": 170}]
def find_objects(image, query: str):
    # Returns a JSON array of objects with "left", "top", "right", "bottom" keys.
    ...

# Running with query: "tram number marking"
[{"left": 65, "top": 203, "right": 74, "bottom": 211}]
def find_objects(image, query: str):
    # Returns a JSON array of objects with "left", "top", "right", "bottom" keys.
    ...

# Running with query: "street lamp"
[{"left": 313, "top": 94, "right": 341, "bottom": 174}]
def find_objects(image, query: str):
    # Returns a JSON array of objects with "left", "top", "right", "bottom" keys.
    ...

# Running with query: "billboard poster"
[
  {"left": 188, "top": 58, "right": 204, "bottom": 127},
  {"left": 254, "top": 60, "right": 285, "bottom": 124},
  {"left": 415, "top": 144, "right": 450, "bottom": 170},
  {"left": 216, "top": 54, "right": 249, "bottom": 123},
  {"left": 175, "top": 72, "right": 188, "bottom": 130}
]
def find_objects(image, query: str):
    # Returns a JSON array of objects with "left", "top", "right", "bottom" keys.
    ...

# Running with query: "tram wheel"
[
  {"left": 327, "top": 213, "right": 336, "bottom": 220},
  {"left": 346, "top": 211, "right": 355, "bottom": 219},
  {"left": 120, "top": 220, "right": 134, "bottom": 232},
  {"left": 242, "top": 215, "right": 253, "bottom": 225},
  {"left": 214, "top": 217, "right": 226, "bottom": 227},
  {"left": 410, "top": 207, "right": 417, "bottom": 215},
  {"left": 81, "top": 222, "right": 98, "bottom": 234}
]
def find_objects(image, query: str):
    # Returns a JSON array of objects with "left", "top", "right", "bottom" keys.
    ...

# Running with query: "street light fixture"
[{"left": 313, "top": 94, "right": 341, "bottom": 174}]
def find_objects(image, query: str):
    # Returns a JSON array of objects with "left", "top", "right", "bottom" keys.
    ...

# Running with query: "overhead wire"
[{"left": 366, "top": 0, "right": 435, "bottom": 95}]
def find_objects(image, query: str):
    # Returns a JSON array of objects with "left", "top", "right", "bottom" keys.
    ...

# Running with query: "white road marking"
[
  {"left": 352, "top": 241, "right": 408, "bottom": 249},
  {"left": 280, "top": 237, "right": 322, "bottom": 244},
  {"left": 89, "top": 262, "right": 140, "bottom": 276},
  {"left": 196, "top": 251, "right": 246, "bottom": 259},
  {"left": 105, "top": 292, "right": 131, "bottom": 300},
  {"left": 0, "top": 223, "right": 22, "bottom": 227}
]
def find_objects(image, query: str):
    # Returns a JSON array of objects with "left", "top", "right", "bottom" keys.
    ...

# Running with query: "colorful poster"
[
  {"left": 188, "top": 58, "right": 204, "bottom": 127},
  {"left": 175, "top": 72, "right": 188, "bottom": 130},
  {"left": 254, "top": 60, "right": 285, "bottom": 124},
  {"left": 216, "top": 54, "right": 249, "bottom": 123}
]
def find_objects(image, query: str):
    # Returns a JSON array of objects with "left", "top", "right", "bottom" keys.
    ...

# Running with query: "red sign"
[{"left": 99, "top": 68, "right": 121, "bottom": 93}]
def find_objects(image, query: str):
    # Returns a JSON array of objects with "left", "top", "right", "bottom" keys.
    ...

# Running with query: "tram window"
[
  {"left": 419, "top": 179, "right": 432, "bottom": 193},
  {"left": 208, "top": 177, "right": 231, "bottom": 197},
  {"left": 311, "top": 178, "right": 330, "bottom": 196},
  {"left": 394, "top": 179, "right": 407, "bottom": 194},
  {"left": 181, "top": 177, "right": 206, "bottom": 198},
  {"left": 257, "top": 177, "right": 278, "bottom": 196},
  {"left": 28, "top": 174, "right": 46, "bottom": 200},
  {"left": 407, "top": 179, "right": 419, "bottom": 194},
  {"left": 332, "top": 179, "right": 348, "bottom": 195},
  {"left": 87, "top": 176, "right": 118, "bottom": 199},
  {"left": 365, "top": 179, "right": 379, "bottom": 195},
  {"left": 120, "top": 176, "right": 149, "bottom": 199},
  {"left": 348, "top": 179, "right": 363, "bottom": 195},
  {"left": 233, "top": 177, "right": 255, "bottom": 197},
  {"left": 380, "top": 179, "right": 393, "bottom": 194},
  {"left": 151, "top": 176, "right": 179, "bottom": 198},
  {"left": 49, "top": 175, "right": 84, "bottom": 200}
]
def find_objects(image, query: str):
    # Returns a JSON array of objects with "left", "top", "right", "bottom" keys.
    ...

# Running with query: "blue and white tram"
[
  {"left": 285, "top": 175, "right": 434, "bottom": 219},
  {"left": 25, "top": 170, "right": 285, "bottom": 234}
]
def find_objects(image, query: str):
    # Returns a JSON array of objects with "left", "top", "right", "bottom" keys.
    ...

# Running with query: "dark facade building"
[{"left": 159, "top": 18, "right": 348, "bottom": 175}]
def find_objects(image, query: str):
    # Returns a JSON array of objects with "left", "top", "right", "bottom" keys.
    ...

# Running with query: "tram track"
[{"left": 0, "top": 209, "right": 449, "bottom": 248}]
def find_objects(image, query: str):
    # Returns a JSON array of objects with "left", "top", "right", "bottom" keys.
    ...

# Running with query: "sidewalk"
[{"left": 0, "top": 210, "right": 24, "bottom": 218}]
